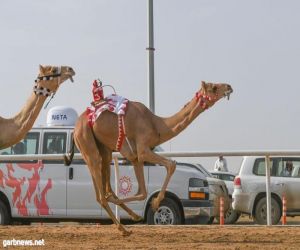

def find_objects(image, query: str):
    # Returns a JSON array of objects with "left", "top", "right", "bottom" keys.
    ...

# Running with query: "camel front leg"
[{"left": 137, "top": 148, "right": 176, "bottom": 211}]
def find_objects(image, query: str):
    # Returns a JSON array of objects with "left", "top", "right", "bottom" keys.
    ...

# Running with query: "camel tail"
[{"left": 64, "top": 135, "right": 75, "bottom": 166}]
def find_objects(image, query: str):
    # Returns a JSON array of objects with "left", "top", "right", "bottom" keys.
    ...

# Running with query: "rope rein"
[
  {"left": 33, "top": 67, "right": 62, "bottom": 109},
  {"left": 101, "top": 84, "right": 117, "bottom": 95}
]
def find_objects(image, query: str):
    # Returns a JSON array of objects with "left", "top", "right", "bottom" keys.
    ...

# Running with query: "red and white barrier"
[
  {"left": 219, "top": 196, "right": 224, "bottom": 225},
  {"left": 282, "top": 195, "right": 287, "bottom": 225}
]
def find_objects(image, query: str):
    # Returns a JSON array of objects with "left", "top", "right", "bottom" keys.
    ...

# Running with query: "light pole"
[{"left": 147, "top": 0, "right": 155, "bottom": 113}]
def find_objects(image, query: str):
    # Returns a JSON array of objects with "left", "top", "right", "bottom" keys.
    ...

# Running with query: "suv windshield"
[
  {"left": 196, "top": 164, "right": 213, "bottom": 177},
  {"left": 253, "top": 157, "right": 300, "bottom": 178},
  {"left": 212, "top": 173, "right": 235, "bottom": 181}
]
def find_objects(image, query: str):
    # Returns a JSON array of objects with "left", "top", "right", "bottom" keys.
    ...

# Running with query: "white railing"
[
  {"left": 2, "top": 150, "right": 300, "bottom": 161},
  {"left": 1, "top": 150, "right": 300, "bottom": 226}
]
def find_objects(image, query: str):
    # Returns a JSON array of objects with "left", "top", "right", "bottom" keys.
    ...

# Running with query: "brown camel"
[
  {"left": 65, "top": 81, "right": 233, "bottom": 235},
  {"left": 0, "top": 65, "right": 75, "bottom": 150}
]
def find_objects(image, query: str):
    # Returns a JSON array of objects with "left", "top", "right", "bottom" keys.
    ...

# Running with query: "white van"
[{"left": 0, "top": 107, "right": 216, "bottom": 225}]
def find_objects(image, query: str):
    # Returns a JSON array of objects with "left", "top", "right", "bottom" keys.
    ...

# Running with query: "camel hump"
[{"left": 87, "top": 95, "right": 129, "bottom": 127}]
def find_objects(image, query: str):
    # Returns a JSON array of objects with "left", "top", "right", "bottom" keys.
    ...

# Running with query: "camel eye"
[
  {"left": 212, "top": 86, "right": 218, "bottom": 93},
  {"left": 52, "top": 67, "right": 57, "bottom": 74}
]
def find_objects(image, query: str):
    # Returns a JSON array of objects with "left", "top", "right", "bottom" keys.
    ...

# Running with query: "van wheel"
[
  {"left": 254, "top": 197, "right": 281, "bottom": 225},
  {"left": 0, "top": 200, "right": 11, "bottom": 225},
  {"left": 147, "top": 198, "right": 182, "bottom": 225}
]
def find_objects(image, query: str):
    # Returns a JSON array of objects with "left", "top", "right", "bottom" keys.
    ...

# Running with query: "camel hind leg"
[{"left": 73, "top": 119, "right": 131, "bottom": 236}]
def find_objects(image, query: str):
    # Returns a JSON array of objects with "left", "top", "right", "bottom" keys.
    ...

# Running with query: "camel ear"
[
  {"left": 50, "top": 66, "right": 57, "bottom": 73},
  {"left": 39, "top": 65, "right": 45, "bottom": 74},
  {"left": 201, "top": 81, "right": 207, "bottom": 92}
]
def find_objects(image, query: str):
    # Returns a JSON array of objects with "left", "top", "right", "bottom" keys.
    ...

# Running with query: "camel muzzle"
[
  {"left": 224, "top": 86, "right": 233, "bottom": 100},
  {"left": 65, "top": 67, "right": 75, "bottom": 83},
  {"left": 68, "top": 74, "right": 75, "bottom": 83}
]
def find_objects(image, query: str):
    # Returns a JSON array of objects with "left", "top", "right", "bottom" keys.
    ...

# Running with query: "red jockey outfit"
[{"left": 92, "top": 79, "right": 104, "bottom": 105}]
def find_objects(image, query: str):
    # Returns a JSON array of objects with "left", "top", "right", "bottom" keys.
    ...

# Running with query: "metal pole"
[
  {"left": 113, "top": 157, "right": 120, "bottom": 220},
  {"left": 147, "top": 0, "right": 155, "bottom": 113},
  {"left": 265, "top": 155, "right": 272, "bottom": 226}
]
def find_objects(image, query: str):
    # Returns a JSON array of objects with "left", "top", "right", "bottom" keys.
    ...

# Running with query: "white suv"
[{"left": 232, "top": 156, "right": 300, "bottom": 224}]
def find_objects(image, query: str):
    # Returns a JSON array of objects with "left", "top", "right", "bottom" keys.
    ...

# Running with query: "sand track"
[{"left": 1, "top": 225, "right": 300, "bottom": 249}]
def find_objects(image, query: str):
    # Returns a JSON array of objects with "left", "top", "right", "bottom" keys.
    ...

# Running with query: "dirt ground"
[{"left": 1, "top": 224, "right": 300, "bottom": 249}]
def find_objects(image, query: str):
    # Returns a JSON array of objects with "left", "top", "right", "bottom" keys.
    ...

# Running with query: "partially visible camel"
[
  {"left": 0, "top": 65, "right": 75, "bottom": 149},
  {"left": 65, "top": 81, "right": 233, "bottom": 235}
]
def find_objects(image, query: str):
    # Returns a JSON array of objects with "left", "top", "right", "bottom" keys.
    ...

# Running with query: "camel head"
[
  {"left": 195, "top": 81, "right": 233, "bottom": 109},
  {"left": 35, "top": 65, "right": 76, "bottom": 94},
  {"left": 199, "top": 81, "right": 232, "bottom": 100}
]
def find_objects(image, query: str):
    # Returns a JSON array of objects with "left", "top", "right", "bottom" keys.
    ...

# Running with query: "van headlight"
[{"left": 188, "top": 178, "right": 208, "bottom": 200}]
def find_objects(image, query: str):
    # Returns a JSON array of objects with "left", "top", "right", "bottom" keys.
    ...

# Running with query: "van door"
[
  {"left": 0, "top": 131, "right": 48, "bottom": 218},
  {"left": 66, "top": 135, "right": 102, "bottom": 218},
  {"left": 40, "top": 130, "right": 68, "bottom": 216}
]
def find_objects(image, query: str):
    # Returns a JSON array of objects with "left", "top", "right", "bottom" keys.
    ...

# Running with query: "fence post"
[
  {"left": 265, "top": 155, "right": 272, "bottom": 226},
  {"left": 219, "top": 196, "right": 224, "bottom": 225},
  {"left": 282, "top": 195, "right": 287, "bottom": 225}
]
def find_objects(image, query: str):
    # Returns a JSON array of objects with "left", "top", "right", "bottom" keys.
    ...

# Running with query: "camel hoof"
[
  {"left": 132, "top": 215, "right": 143, "bottom": 222},
  {"left": 117, "top": 224, "right": 132, "bottom": 237},
  {"left": 106, "top": 195, "right": 122, "bottom": 205},
  {"left": 151, "top": 197, "right": 160, "bottom": 211},
  {"left": 122, "top": 229, "right": 132, "bottom": 237}
]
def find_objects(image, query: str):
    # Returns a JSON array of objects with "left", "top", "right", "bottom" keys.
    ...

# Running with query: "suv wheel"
[
  {"left": 206, "top": 216, "right": 214, "bottom": 224},
  {"left": 0, "top": 200, "right": 11, "bottom": 225},
  {"left": 147, "top": 198, "right": 182, "bottom": 225},
  {"left": 254, "top": 197, "right": 281, "bottom": 225},
  {"left": 216, "top": 207, "right": 241, "bottom": 224},
  {"left": 224, "top": 208, "right": 241, "bottom": 224}
]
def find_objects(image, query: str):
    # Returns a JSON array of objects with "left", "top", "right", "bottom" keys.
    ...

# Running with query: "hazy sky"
[{"left": 1, "top": 0, "right": 300, "bottom": 170}]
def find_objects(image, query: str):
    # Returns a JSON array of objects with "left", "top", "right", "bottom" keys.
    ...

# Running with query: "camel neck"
[
  {"left": 14, "top": 92, "right": 46, "bottom": 127},
  {"left": 157, "top": 93, "right": 212, "bottom": 144},
  {"left": 0, "top": 92, "right": 46, "bottom": 149}
]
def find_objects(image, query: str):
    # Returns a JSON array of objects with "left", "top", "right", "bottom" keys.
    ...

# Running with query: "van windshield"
[
  {"left": 0, "top": 132, "right": 40, "bottom": 156},
  {"left": 0, "top": 132, "right": 40, "bottom": 163}
]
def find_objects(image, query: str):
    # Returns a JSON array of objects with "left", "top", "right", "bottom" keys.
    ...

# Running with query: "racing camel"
[
  {"left": 0, "top": 65, "right": 75, "bottom": 149},
  {"left": 65, "top": 81, "right": 233, "bottom": 235}
]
